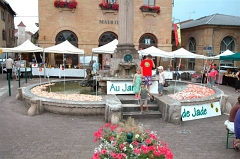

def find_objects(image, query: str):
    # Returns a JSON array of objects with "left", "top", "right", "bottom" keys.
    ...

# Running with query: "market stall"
[
  {"left": 0, "top": 39, "right": 44, "bottom": 77},
  {"left": 218, "top": 51, "right": 240, "bottom": 87},
  {"left": 44, "top": 40, "right": 85, "bottom": 77}
]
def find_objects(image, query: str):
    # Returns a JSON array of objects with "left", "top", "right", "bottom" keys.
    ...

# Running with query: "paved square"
[{"left": 0, "top": 76, "right": 239, "bottom": 159}]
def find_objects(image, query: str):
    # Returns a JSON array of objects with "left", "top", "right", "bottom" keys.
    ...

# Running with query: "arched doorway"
[
  {"left": 98, "top": 32, "right": 118, "bottom": 69},
  {"left": 55, "top": 30, "right": 78, "bottom": 67},
  {"left": 139, "top": 33, "right": 158, "bottom": 65}
]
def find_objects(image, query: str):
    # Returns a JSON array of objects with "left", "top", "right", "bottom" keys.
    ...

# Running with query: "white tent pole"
[
  {"left": 43, "top": 51, "right": 46, "bottom": 78},
  {"left": 1, "top": 56, "right": 3, "bottom": 79},
  {"left": 83, "top": 54, "right": 85, "bottom": 78}
]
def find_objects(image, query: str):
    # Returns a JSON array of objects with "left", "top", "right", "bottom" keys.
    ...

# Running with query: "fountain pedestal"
[{"left": 110, "top": 44, "right": 140, "bottom": 78}]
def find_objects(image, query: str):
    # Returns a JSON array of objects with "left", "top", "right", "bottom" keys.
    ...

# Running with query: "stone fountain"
[{"left": 97, "top": 0, "right": 140, "bottom": 92}]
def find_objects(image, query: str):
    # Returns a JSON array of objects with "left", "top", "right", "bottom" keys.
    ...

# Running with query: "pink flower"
[
  {"left": 93, "top": 127, "right": 103, "bottom": 142},
  {"left": 165, "top": 149, "right": 174, "bottom": 159},
  {"left": 149, "top": 133, "right": 157, "bottom": 139},
  {"left": 133, "top": 148, "right": 141, "bottom": 154},
  {"left": 109, "top": 136, "right": 115, "bottom": 141},
  {"left": 153, "top": 150, "right": 161, "bottom": 156},
  {"left": 101, "top": 149, "right": 107, "bottom": 155},
  {"left": 132, "top": 141, "right": 139, "bottom": 146},
  {"left": 110, "top": 124, "right": 117, "bottom": 130},
  {"left": 91, "top": 152, "right": 100, "bottom": 159},
  {"left": 110, "top": 152, "right": 118, "bottom": 158},
  {"left": 145, "top": 138, "right": 153, "bottom": 145},
  {"left": 119, "top": 144, "right": 125, "bottom": 150},
  {"left": 104, "top": 123, "right": 111, "bottom": 127}
]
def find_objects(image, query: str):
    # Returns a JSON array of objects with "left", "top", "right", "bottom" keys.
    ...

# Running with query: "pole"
[
  {"left": 8, "top": 73, "right": 11, "bottom": 96},
  {"left": 30, "top": 64, "right": 32, "bottom": 79},
  {"left": 18, "top": 69, "right": 20, "bottom": 88},
  {"left": 25, "top": 67, "right": 27, "bottom": 84}
]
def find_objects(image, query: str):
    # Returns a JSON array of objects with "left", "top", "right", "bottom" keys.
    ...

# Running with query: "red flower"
[
  {"left": 112, "top": 3, "right": 119, "bottom": 10},
  {"left": 68, "top": 2, "right": 77, "bottom": 9},
  {"left": 54, "top": 0, "right": 78, "bottom": 9},
  {"left": 59, "top": 2, "right": 66, "bottom": 7},
  {"left": 139, "top": 5, "right": 161, "bottom": 14}
]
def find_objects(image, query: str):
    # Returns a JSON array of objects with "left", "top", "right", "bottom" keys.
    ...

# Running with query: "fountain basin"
[
  {"left": 20, "top": 79, "right": 105, "bottom": 116},
  {"left": 18, "top": 79, "right": 229, "bottom": 125}
]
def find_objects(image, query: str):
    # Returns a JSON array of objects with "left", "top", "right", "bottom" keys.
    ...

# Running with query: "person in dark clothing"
[{"left": 235, "top": 69, "right": 240, "bottom": 92}]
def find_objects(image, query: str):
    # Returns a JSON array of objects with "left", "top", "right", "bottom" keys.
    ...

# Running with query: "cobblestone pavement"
[{"left": 0, "top": 76, "right": 239, "bottom": 159}]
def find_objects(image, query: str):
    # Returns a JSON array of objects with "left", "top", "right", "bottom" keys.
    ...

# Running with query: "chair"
[{"left": 226, "top": 128, "right": 235, "bottom": 149}]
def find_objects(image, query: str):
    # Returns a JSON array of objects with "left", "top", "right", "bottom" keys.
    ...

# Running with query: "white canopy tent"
[
  {"left": 169, "top": 48, "right": 207, "bottom": 59},
  {"left": 0, "top": 39, "right": 43, "bottom": 78},
  {"left": 44, "top": 40, "right": 85, "bottom": 78},
  {"left": 44, "top": 40, "right": 84, "bottom": 54},
  {"left": 139, "top": 46, "right": 173, "bottom": 58},
  {"left": 92, "top": 39, "right": 118, "bottom": 54},
  {"left": 210, "top": 49, "right": 234, "bottom": 60},
  {"left": 1, "top": 39, "right": 43, "bottom": 52}
]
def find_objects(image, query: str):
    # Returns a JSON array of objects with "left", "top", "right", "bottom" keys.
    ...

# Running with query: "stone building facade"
[
  {"left": 38, "top": 0, "right": 173, "bottom": 67},
  {"left": 174, "top": 14, "right": 240, "bottom": 73},
  {"left": 0, "top": 0, "right": 15, "bottom": 59},
  {"left": 14, "top": 21, "right": 33, "bottom": 46},
  {"left": 0, "top": 0, "right": 15, "bottom": 48}
]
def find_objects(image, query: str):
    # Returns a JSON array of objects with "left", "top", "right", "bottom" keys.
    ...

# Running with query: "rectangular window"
[
  {"left": 143, "top": 0, "right": 155, "bottom": 6},
  {"left": 1, "top": 10, "right": 5, "bottom": 22},
  {"left": 106, "top": 0, "right": 116, "bottom": 4}
]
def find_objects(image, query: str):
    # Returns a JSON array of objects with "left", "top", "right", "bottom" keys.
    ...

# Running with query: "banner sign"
[
  {"left": 173, "top": 24, "right": 181, "bottom": 46},
  {"left": 181, "top": 101, "right": 221, "bottom": 121},
  {"left": 107, "top": 81, "right": 158, "bottom": 94}
]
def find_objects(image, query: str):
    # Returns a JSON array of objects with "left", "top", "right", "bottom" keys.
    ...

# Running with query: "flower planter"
[
  {"left": 102, "top": 10, "right": 118, "bottom": 14},
  {"left": 142, "top": 12, "right": 158, "bottom": 17},
  {"left": 58, "top": 8, "right": 75, "bottom": 13},
  {"left": 139, "top": 5, "right": 160, "bottom": 16}
]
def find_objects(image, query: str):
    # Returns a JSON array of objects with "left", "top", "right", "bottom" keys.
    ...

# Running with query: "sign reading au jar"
[
  {"left": 107, "top": 81, "right": 158, "bottom": 94},
  {"left": 181, "top": 101, "right": 221, "bottom": 121}
]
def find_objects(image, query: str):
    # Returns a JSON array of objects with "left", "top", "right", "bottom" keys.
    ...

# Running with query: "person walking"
[
  {"left": 6, "top": 56, "right": 14, "bottom": 80},
  {"left": 235, "top": 68, "right": 240, "bottom": 92},
  {"left": 13, "top": 58, "right": 20, "bottom": 81},
  {"left": 140, "top": 54, "right": 155, "bottom": 90},
  {"left": 138, "top": 82, "right": 152, "bottom": 114},
  {"left": 132, "top": 67, "right": 142, "bottom": 99},
  {"left": 157, "top": 66, "right": 165, "bottom": 96},
  {"left": 208, "top": 68, "right": 217, "bottom": 87}
]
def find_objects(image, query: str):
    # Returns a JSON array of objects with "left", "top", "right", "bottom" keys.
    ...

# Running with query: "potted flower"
[
  {"left": 139, "top": 5, "right": 161, "bottom": 14},
  {"left": 99, "top": 2, "right": 119, "bottom": 11},
  {"left": 92, "top": 117, "right": 173, "bottom": 159},
  {"left": 54, "top": 0, "right": 78, "bottom": 9}
]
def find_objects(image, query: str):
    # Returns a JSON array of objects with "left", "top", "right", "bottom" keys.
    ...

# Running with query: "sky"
[
  {"left": 172, "top": 0, "right": 240, "bottom": 22},
  {"left": 4, "top": 0, "right": 240, "bottom": 34},
  {"left": 5, "top": 0, "right": 38, "bottom": 34}
]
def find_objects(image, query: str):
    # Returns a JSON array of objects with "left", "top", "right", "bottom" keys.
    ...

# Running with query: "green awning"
[{"left": 220, "top": 52, "right": 240, "bottom": 60}]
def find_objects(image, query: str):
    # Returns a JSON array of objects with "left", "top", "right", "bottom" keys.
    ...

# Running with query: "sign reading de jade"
[
  {"left": 107, "top": 81, "right": 158, "bottom": 94},
  {"left": 181, "top": 101, "right": 221, "bottom": 121}
]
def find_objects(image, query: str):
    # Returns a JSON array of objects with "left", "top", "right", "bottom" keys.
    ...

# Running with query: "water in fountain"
[{"left": 45, "top": 80, "right": 103, "bottom": 95}]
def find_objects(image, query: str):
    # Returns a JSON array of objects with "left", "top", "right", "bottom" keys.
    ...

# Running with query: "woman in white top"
[
  {"left": 13, "top": 59, "right": 20, "bottom": 81},
  {"left": 157, "top": 66, "right": 165, "bottom": 96}
]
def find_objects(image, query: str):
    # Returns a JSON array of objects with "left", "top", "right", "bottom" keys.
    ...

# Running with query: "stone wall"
[{"left": 38, "top": 0, "right": 173, "bottom": 56}]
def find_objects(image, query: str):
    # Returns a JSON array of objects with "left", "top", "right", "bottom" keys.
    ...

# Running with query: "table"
[
  {"left": 21, "top": 68, "right": 86, "bottom": 78},
  {"left": 222, "top": 75, "right": 236, "bottom": 87},
  {"left": 216, "top": 74, "right": 236, "bottom": 87},
  {"left": 152, "top": 70, "right": 173, "bottom": 79},
  {"left": 173, "top": 70, "right": 196, "bottom": 80}
]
